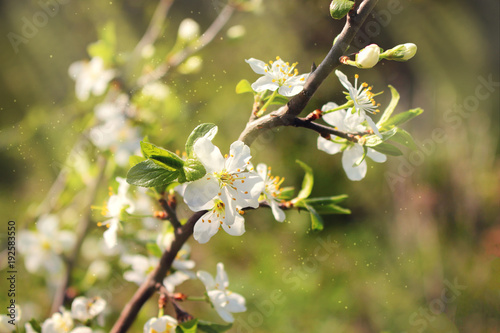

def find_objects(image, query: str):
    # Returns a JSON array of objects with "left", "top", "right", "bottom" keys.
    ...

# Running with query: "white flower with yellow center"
[
  {"left": 183, "top": 139, "right": 264, "bottom": 238},
  {"left": 197, "top": 263, "right": 246, "bottom": 323},
  {"left": 41, "top": 309, "right": 92, "bottom": 333},
  {"left": 317, "top": 102, "right": 387, "bottom": 181},
  {"left": 143, "top": 315, "right": 177, "bottom": 333},
  {"left": 335, "top": 70, "right": 382, "bottom": 138},
  {"left": 71, "top": 296, "right": 106, "bottom": 323},
  {"left": 245, "top": 56, "right": 310, "bottom": 96},
  {"left": 256, "top": 163, "right": 286, "bottom": 222}
]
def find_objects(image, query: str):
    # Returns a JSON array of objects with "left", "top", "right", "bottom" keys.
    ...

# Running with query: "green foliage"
[
  {"left": 28, "top": 319, "right": 42, "bottom": 333},
  {"left": 146, "top": 243, "right": 163, "bottom": 258},
  {"left": 329, "top": 0, "right": 355, "bottom": 20},
  {"left": 185, "top": 123, "right": 217, "bottom": 157},
  {"left": 378, "top": 108, "right": 424, "bottom": 131},
  {"left": 377, "top": 85, "right": 400, "bottom": 125},
  {"left": 87, "top": 22, "right": 116, "bottom": 66},
  {"left": 197, "top": 320, "right": 233, "bottom": 333},
  {"left": 127, "top": 160, "right": 180, "bottom": 187},
  {"left": 235, "top": 79, "right": 254, "bottom": 94},
  {"left": 294, "top": 160, "right": 314, "bottom": 201}
]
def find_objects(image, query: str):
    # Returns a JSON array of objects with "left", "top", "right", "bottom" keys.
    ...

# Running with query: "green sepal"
[
  {"left": 28, "top": 319, "right": 42, "bottom": 333},
  {"left": 370, "top": 142, "right": 403, "bottom": 156},
  {"left": 294, "top": 160, "right": 314, "bottom": 201},
  {"left": 176, "top": 319, "right": 198, "bottom": 333},
  {"left": 379, "top": 108, "right": 424, "bottom": 131},
  {"left": 278, "top": 186, "right": 295, "bottom": 200},
  {"left": 127, "top": 160, "right": 179, "bottom": 188},
  {"left": 353, "top": 146, "right": 368, "bottom": 167},
  {"left": 146, "top": 242, "right": 163, "bottom": 258},
  {"left": 197, "top": 320, "right": 233, "bottom": 333},
  {"left": 235, "top": 79, "right": 254, "bottom": 94},
  {"left": 377, "top": 85, "right": 400, "bottom": 126},
  {"left": 390, "top": 128, "right": 418, "bottom": 150},
  {"left": 185, "top": 123, "right": 218, "bottom": 157}
]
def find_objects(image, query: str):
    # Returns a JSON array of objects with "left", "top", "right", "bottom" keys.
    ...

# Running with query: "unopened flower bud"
[
  {"left": 330, "top": 0, "right": 355, "bottom": 20},
  {"left": 177, "top": 18, "right": 199, "bottom": 43},
  {"left": 355, "top": 44, "right": 380, "bottom": 68},
  {"left": 380, "top": 43, "right": 417, "bottom": 61}
]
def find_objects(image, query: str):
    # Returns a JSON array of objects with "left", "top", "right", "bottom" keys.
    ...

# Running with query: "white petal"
[
  {"left": 163, "top": 271, "right": 191, "bottom": 293},
  {"left": 215, "top": 262, "right": 229, "bottom": 289},
  {"left": 193, "top": 137, "right": 225, "bottom": 172},
  {"left": 322, "top": 107, "right": 347, "bottom": 129},
  {"left": 197, "top": 270, "right": 216, "bottom": 290},
  {"left": 278, "top": 84, "right": 304, "bottom": 97},
  {"left": 103, "top": 220, "right": 119, "bottom": 248},
  {"left": 225, "top": 141, "right": 251, "bottom": 172},
  {"left": 341, "top": 146, "right": 367, "bottom": 181},
  {"left": 193, "top": 212, "right": 220, "bottom": 244},
  {"left": 70, "top": 327, "right": 92, "bottom": 333},
  {"left": 364, "top": 115, "right": 382, "bottom": 138},
  {"left": 256, "top": 163, "right": 267, "bottom": 180},
  {"left": 317, "top": 136, "right": 342, "bottom": 155},
  {"left": 367, "top": 148, "right": 387, "bottom": 163},
  {"left": 225, "top": 291, "right": 247, "bottom": 313},
  {"left": 183, "top": 177, "right": 220, "bottom": 211},
  {"left": 251, "top": 76, "right": 279, "bottom": 92},
  {"left": 221, "top": 214, "right": 246, "bottom": 236},
  {"left": 335, "top": 70, "right": 353, "bottom": 91},
  {"left": 269, "top": 200, "right": 286, "bottom": 222},
  {"left": 245, "top": 58, "right": 267, "bottom": 75}
]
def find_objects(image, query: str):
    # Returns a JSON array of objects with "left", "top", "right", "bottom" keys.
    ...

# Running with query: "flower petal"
[
  {"left": 364, "top": 115, "right": 382, "bottom": 138},
  {"left": 193, "top": 211, "right": 220, "bottom": 244},
  {"left": 221, "top": 214, "right": 246, "bottom": 236},
  {"left": 183, "top": 177, "right": 220, "bottom": 211},
  {"left": 269, "top": 200, "right": 286, "bottom": 222},
  {"left": 225, "top": 291, "right": 247, "bottom": 313},
  {"left": 367, "top": 148, "right": 387, "bottom": 163},
  {"left": 251, "top": 76, "right": 279, "bottom": 92},
  {"left": 197, "top": 270, "right": 216, "bottom": 290},
  {"left": 245, "top": 58, "right": 267, "bottom": 75},
  {"left": 335, "top": 70, "right": 353, "bottom": 91},
  {"left": 341, "top": 145, "right": 367, "bottom": 181},
  {"left": 215, "top": 262, "right": 230, "bottom": 289},
  {"left": 193, "top": 137, "right": 225, "bottom": 172},
  {"left": 225, "top": 141, "right": 252, "bottom": 172},
  {"left": 317, "top": 136, "right": 342, "bottom": 155}
]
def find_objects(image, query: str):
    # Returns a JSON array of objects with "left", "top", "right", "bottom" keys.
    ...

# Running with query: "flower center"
[
  {"left": 352, "top": 74, "right": 381, "bottom": 114},
  {"left": 265, "top": 56, "right": 299, "bottom": 86}
]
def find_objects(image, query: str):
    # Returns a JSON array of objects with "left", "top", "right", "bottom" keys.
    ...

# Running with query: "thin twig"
[
  {"left": 51, "top": 156, "right": 108, "bottom": 314},
  {"left": 158, "top": 196, "right": 181, "bottom": 229},
  {"left": 110, "top": 210, "right": 206, "bottom": 333},
  {"left": 293, "top": 117, "right": 370, "bottom": 142},
  {"left": 238, "top": 0, "right": 379, "bottom": 145}
]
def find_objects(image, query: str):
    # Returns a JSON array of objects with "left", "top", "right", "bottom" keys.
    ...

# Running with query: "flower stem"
[
  {"left": 322, "top": 101, "right": 353, "bottom": 114},
  {"left": 256, "top": 89, "right": 278, "bottom": 117}
]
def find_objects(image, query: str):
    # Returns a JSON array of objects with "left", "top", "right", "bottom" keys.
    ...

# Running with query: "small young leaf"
[
  {"left": 379, "top": 108, "right": 424, "bottom": 131},
  {"left": 182, "top": 158, "right": 207, "bottom": 182},
  {"left": 140, "top": 141, "right": 184, "bottom": 170},
  {"left": 185, "top": 123, "right": 218, "bottom": 157},
  {"left": 365, "top": 128, "right": 398, "bottom": 147},
  {"left": 197, "top": 320, "right": 233, "bottom": 333},
  {"left": 303, "top": 201, "right": 324, "bottom": 231},
  {"left": 370, "top": 142, "right": 403, "bottom": 156},
  {"left": 303, "top": 198, "right": 351, "bottom": 215},
  {"left": 303, "top": 194, "right": 349, "bottom": 205},
  {"left": 390, "top": 128, "right": 418, "bottom": 150},
  {"left": 235, "top": 79, "right": 254, "bottom": 94},
  {"left": 278, "top": 186, "right": 295, "bottom": 200},
  {"left": 127, "top": 160, "right": 179, "bottom": 188},
  {"left": 294, "top": 160, "right": 314, "bottom": 201},
  {"left": 146, "top": 242, "right": 163, "bottom": 257},
  {"left": 377, "top": 85, "right": 400, "bottom": 126},
  {"left": 177, "top": 319, "right": 198, "bottom": 333}
]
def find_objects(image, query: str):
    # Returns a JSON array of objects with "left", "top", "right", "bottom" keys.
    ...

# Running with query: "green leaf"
[
  {"left": 28, "top": 319, "right": 42, "bottom": 333},
  {"left": 185, "top": 123, "right": 218, "bottom": 157},
  {"left": 379, "top": 108, "right": 424, "bottom": 131},
  {"left": 235, "top": 79, "right": 254, "bottom": 94},
  {"left": 294, "top": 160, "right": 314, "bottom": 201},
  {"left": 377, "top": 85, "right": 400, "bottom": 126},
  {"left": 177, "top": 319, "right": 198, "bottom": 333},
  {"left": 370, "top": 142, "right": 403, "bottom": 156},
  {"left": 303, "top": 201, "right": 324, "bottom": 231},
  {"left": 140, "top": 141, "right": 184, "bottom": 170},
  {"left": 198, "top": 320, "right": 233, "bottom": 333},
  {"left": 146, "top": 243, "right": 163, "bottom": 257},
  {"left": 303, "top": 198, "right": 351, "bottom": 215},
  {"left": 127, "top": 160, "right": 179, "bottom": 188},
  {"left": 390, "top": 128, "right": 418, "bottom": 150},
  {"left": 182, "top": 158, "right": 207, "bottom": 182},
  {"left": 304, "top": 194, "right": 349, "bottom": 205}
]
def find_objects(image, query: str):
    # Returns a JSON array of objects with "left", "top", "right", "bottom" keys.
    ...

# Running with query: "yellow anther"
[
  {"left": 355, "top": 74, "right": 359, "bottom": 79},
  {"left": 276, "top": 56, "right": 280, "bottom": 60}
]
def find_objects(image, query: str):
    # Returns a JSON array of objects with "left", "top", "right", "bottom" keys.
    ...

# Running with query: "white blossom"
[
  {"left": 197, "top": 263, "right": 246, "bottom": 323},
  {"left": 18, "top": 215, "right": 75, "bottom": 274},
  {"left": 245, "top": 56, "right": 309, "bottom": 96},
  {"left": 177, "top": 18, "right": 199, "bottom": 42},
  {"left": 143, "top": 315, "right": 177, "bottom": 333},
  {"left": 41, "top": 309, "right": 92, "bottom": 333},
  {"left": 317, "top": 102, "right": 387, "bottom": 181},
  {"left": 183, "top": 139, "right": 263, "bottom": 243},
  {"left": 335, "top": 70, "right": 382, "bottom": 138},
  {"left": 68, "top": 57, "right": 115, "bottom": 101},
  {"left": 256, "top": 163, "right": 286, "bottom": 222},
  {"left": 71, "top": 297, "right": 106, "bottom": 323}
]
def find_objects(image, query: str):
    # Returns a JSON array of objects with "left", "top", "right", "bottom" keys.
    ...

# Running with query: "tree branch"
[
  {"left": 110, "top": 210, "right": 206, "bottom": 333},
  {"left": 293, "top": 117, "right": 371, "bottom": 142},
  {"left": 238, "top": 0, "right": 379, "bottom": 146}
]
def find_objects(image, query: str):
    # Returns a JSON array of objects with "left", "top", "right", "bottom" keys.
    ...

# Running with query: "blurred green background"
[{"left": 0, "top": 0, "right": 499, "bottom": 332}]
